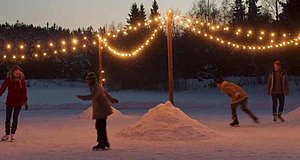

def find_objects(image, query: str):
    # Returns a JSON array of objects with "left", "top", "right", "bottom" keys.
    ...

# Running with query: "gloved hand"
[
  {"left": 112, "top": 98, "right": 119, "bottom": 104},
  {"left": 76, "top": 95, "right": 84, "bottom": 100}
]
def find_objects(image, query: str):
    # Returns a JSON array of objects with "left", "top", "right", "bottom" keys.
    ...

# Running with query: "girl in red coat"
[{"left": 0, "top": 65, "right": 28, "bottom": 142}]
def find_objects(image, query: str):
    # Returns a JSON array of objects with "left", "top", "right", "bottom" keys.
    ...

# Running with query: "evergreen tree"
[
  {"left": 150, "top": 0, "right": 160, "bottom": 18},
  {"left": 127, "top": 3, "right": 140, "bottom": 26},
  {"left": 247, "top": 0, "right": 261, "bottom": 25},
  {"left": 138, "top": 4, "right": 147, "bottom": 22},
  {"left": 231, "top": 0, "right": 246, "bottom": 26}
]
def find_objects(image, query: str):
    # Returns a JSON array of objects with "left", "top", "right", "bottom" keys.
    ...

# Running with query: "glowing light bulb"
[
  {"left": 72, "top": 39, "right": 78, "bottom": 44},
  {"left": 271, "top": 33, "right": 275, "bottom": 37}
]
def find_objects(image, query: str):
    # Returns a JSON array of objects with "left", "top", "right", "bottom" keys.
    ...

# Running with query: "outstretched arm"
[{"left": 76, "top": 95, "right": 92, "bottom": 101}]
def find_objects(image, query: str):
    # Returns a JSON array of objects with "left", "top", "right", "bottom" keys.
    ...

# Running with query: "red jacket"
[{"left": 0, "top": 78, "right": 28, "bottom": 107}]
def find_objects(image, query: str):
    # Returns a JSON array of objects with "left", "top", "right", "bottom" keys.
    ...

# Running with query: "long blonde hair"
[{"left": 6, "top": 65, "right": 25, "bottom": 88}]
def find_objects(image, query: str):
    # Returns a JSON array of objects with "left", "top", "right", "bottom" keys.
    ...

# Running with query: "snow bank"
[
  {"left": 116, "top": 101, "right": 219, "bottom": 141},
  {"left": 79, "top": 106, "right": 127, "bottom": 120},
  {"left": 286, "top": 107, "right": 300, "bottom": 121}
]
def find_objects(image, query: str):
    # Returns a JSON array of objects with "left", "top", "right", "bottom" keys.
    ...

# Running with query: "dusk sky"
[{"left": 0, "top": 0, "right": 197, "bottom": 30}]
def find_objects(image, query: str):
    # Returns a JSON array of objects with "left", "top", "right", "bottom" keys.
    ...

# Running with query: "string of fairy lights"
[
  {"left": 174, "top": 14, "right": 300, "bottom": 51},
  {"left": 1, "top": 11, "right": 300, "bottom": 61},
  {"left": 1, "top": 37, "right": 98, "bottom": 60},
  {"left": 0, "top": 16, "right": 163, "bottom": 60},
  {"left": 101, "top": 27, "right": 160, "bottom": 57},
  {"left": 175, "top": 15, "right": 296, "bottom": 41},
  {"left": 102, "top": 16, "right": 162, "bottom": 39}
]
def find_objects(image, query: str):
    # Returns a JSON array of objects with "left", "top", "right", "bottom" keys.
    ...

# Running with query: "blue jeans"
[
  {"left": 271, "top": 94, "right": 285, "bottom": 116},
  {"left": 5, "top": 106, "right": 21, "bottom": 135}
]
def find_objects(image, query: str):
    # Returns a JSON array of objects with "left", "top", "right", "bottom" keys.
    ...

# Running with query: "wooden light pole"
[
  {"left": 167, "top": 10, "right": 174, "bottom": 104},
  {"left": 98, "top": 38, "right": 103, "bottom": 85}
]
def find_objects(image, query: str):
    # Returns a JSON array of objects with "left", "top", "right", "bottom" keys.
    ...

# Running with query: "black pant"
[
  {"left": 5, "top": 106, "right": 21, "bottom": 135},
  {"left": 272, "top": 94, "right": 285, "bottom": 115},
  {"left": 231, "top": 98, "right": 257, "bottom": 121},
  {"left": 95, "top": 117, "right": 108, "bottom": 144}
]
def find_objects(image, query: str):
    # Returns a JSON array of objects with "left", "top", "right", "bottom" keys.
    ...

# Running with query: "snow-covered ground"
[{"left": 0, "top": 80, "right": 299, "bottom": 160}]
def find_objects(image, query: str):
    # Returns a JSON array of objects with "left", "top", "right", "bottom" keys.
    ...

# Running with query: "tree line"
[{"left": 0, "top": 0, "right": 299, "bottom": 89}]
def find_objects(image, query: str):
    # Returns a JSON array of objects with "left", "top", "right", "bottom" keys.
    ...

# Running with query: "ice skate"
[
  {"left": 253, "top": 117, "right": 260, "bottom": 124},
  {"left": 10, "top": 134, "right": 15, "bottom": 142},
  {"left": 104, "top": 141, "right": 110, "bottom": 149},
  {"left": 273, "top": 115, "right": 277, "bottom": 123},
  {"left": 278, "top": 115, "right": 285, "bottom": 122},
  {"left": 92, "top": 143, "right": 106, "bottom": 151},
  {"left": 230, "top": 119, "right": 240, "bottom": 127},
  {"left": 1, "top": 135, "right": 9, "bottom": 141}
]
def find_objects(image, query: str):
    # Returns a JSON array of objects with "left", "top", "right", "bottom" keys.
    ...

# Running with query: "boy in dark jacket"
[
  {"left": 77, "top": 72, "right": 118, "bottom": 150},
  {"left": 215, "top": 77, "right": 259, "bottom": 126},
  {"left": 267, "top": 60, "right": 289, "bottom": 122}
]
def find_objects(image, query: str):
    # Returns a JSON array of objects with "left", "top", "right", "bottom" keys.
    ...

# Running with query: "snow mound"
[
  {"left": 116, "top": 101, "right": 219, "bottom": 141},
  {"left": 79, "top": 106, "right": 126, "bottom": 120},
  {"left": 286, "top": 107, "right": 300, "bottom": 121}
]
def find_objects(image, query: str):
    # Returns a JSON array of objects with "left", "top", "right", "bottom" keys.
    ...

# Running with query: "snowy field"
[{"left": 0, "top": 80, "right": 299, "bottom": 160}]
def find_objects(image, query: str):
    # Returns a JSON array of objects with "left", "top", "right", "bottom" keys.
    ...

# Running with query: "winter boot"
[
  {"left": 273, "top": 115, "right": 277, "bottom": 123},
  {"left": 230, "top": 117, "right": 239, "bottom": 127},
  {"left": 92, "top": 143, "right": 106, "bottom": 151},
  {"left": 10, "top": 134, "right": 15, "bottom": 142},
  {"left": 1, "top": 135, "right": 9, "bottom": 141},
  {"left": 278, "top": 114, "right": 285, "bottom": 122}
]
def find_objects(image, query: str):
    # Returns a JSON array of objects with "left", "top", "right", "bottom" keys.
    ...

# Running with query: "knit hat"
[
  {"left": 274, "top": 60, "right": 281, "bottom": 66},
  {"left": 86, "top": 72, "right": 97, "bottom": 82},
  {"left": 214, "top": 77, "right": 224, "bottom": 84}
]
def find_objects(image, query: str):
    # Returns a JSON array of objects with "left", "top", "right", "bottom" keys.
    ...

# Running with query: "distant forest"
[{"left": 0, "top": 0, "right": 300, "bottom": 89}]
